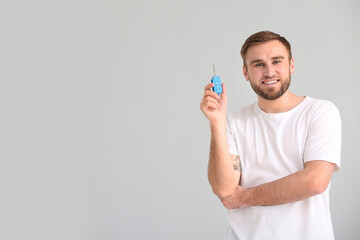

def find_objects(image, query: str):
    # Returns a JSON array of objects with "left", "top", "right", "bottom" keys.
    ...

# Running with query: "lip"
[{"left": 261, "top": 79, "right": 280, "bottom": 85}]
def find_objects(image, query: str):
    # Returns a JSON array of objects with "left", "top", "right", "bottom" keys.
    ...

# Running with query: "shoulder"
[
  {"left": 302, "top": 97, "right": 341, "bottom": 130},
  {"left": 305, "top": 97, "right": 340, "bottom": 117},
  {"left": 227, "top": 102, "right": 258, "bottom": 122},
  {"left": 226, "top": 102, "right": 259, "bottom": 135}
]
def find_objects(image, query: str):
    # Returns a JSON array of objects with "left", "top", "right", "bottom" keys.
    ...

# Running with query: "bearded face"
[
  {"left": 248, "top": 71, "right": 291, "bottom": 100},
  {"left": 243, "top": 40, "right": 294, "bottom": 101}
]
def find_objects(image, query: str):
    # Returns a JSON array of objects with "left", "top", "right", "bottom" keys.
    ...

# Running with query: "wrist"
[
  {"left": 210, "top": 122, "right": 226, "bottom": 135},
  {"left": 209, "top": 117, "right": 226, "bottom": 131}
]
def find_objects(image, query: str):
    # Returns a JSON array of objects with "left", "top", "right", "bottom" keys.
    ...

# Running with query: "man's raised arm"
[{"left": 200, "top": 83, "right": 240, "bottom": 198}]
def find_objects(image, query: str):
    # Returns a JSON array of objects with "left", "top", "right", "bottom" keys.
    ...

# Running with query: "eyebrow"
[{"left": 250, "top": 56, "right": 285, "bottom": 65}]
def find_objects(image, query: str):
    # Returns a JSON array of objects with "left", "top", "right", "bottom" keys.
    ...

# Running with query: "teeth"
[{"left": 264, "top": 80, "right": 277, "bottom": 85}]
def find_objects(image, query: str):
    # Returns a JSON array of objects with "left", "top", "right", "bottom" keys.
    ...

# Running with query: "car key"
[{"left": 211, "top": 64, "right": 222, "bottom": 95}]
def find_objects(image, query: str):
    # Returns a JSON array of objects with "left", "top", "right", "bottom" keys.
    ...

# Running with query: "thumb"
[{"left": 220, "top": 83, "right": 227, "bottom": 101}]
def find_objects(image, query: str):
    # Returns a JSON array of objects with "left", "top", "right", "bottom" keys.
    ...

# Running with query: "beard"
[{"left": 249, "top": 73, "right": 291, "bottom": 100}]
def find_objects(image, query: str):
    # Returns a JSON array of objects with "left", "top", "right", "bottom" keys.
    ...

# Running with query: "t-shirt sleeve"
[
  {"left": 303, "top": 101, "right": 342, "bottom": 171},
  {"left": 226, "top": 115, "right": 239, "bottom": 156}
]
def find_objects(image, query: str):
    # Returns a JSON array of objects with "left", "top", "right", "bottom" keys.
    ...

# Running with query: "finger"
[
  {"left": 204, "top": 83, "right": 214, "bottom": 91},
  {"left": 201, "top": 97, "right": 220, "bottom": 109},
  {"left": 205, "top": 97, "right": 220, "bottom": 107},
  {"left": 221, "top": 198, "right": 231, "bottom": 209},
  {"left": 220, "top": 83, "right": 227, "bottom": 101},
  {"left": 204, "top": 89, "right": 221, "bottom": 100},
  {"left": 201, "top": 101, "right": 219, "bottom": 112},
  {"left": 202, "top": 94, "right": 221, "bottom": 107},
  {"left": 222, "top": 83, "right": 226, "bottom": 94}
]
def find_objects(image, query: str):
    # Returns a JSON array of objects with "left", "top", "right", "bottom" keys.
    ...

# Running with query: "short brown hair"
[{"left": 241, "top": 31, "right": 292, "bottom": 66}]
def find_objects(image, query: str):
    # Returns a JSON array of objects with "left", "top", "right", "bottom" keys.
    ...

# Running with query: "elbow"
[
  {"left": 212, "top": 187, "right": 236, "bottom": 199},
  {"left": 303, "top": 160, "right": 335, "bottom": 196},
  {"left": 309, "top": 179, "right": 330, "bottom": 195}
]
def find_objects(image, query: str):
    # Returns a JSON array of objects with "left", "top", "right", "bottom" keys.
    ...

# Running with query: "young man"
[{"left": 200, "top": 31, "right": 341, "bottom": 239}]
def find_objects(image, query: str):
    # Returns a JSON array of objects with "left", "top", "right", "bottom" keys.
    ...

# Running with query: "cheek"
[
  {"left": 278, "top": 64, "right": 291, "bottom": 73},
  {"left": 251, "top": 69, "right": 264, "bottom": 79}
]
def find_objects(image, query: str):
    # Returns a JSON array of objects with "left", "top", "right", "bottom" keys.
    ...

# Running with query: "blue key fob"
[{"left": 211, "top": 75, "right": 222, "bottom": 94}]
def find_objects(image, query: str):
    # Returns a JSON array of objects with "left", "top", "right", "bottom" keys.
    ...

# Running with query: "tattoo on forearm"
[{"left": 233, "top": 155, "right": 241, "bottom": 172}]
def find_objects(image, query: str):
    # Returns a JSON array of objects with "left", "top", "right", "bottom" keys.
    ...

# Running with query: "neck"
[{"left": 257, "top": 91, "right": 305, "bottom": 113}]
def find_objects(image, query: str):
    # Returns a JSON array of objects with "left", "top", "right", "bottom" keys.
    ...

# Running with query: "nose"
[{"left": 264, "top": 65, "right": 275, "bottom": 78}]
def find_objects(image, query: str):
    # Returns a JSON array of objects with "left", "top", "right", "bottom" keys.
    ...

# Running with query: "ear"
[
  {"left": 243, "top": 65, "right": 250, "bottom": 81},
  {"left": 290, "top": 58, "right": 295, "bottom": 74}
]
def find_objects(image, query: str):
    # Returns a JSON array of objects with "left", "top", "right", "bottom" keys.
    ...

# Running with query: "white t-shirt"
[{"left": 225, "top": 96, "right": 341, "bottom": 240}]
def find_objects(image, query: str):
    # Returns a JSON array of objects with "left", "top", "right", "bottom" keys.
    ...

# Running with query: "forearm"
[
  {"left": 208, "top": 122, "right": 238, "bottom": 198},
  {"left": 200, "top": 82, "right": 238, "bottom": 198},
  {"left": 221, "top": 160, "right": 335, "bottom": 208},
  {"left": 247, "top": 169, "right": 318, "bottom": 206}
]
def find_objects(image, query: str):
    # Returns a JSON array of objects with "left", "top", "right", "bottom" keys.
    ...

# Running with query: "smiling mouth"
[{"left": 262, "top": 80, "right": 280, "bottom": 85}]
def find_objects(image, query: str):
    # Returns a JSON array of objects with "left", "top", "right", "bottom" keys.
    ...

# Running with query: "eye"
[
  {"left": 255, "top": 63, "right": 264, "bottom": 67},
  {"left": 273, "top": 60, "right": 281, "bottom": 64}
]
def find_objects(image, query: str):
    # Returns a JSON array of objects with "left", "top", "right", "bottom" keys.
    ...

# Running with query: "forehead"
[{"left": 245, "top": 40, "right": 289, "bottom": 64}]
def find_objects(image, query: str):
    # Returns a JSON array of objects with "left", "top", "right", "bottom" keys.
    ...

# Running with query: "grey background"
[{"left": 1, "top": 0, "right": 359, "bottom": 239}]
